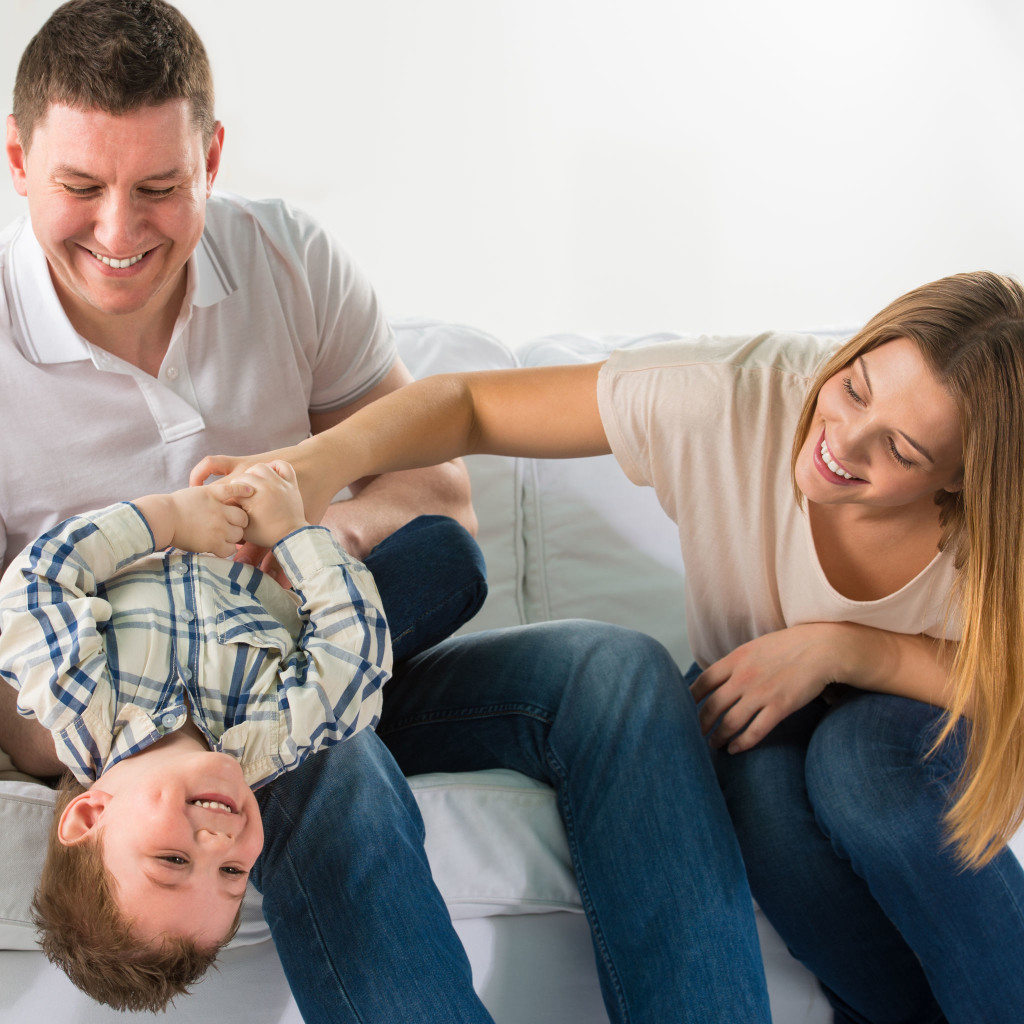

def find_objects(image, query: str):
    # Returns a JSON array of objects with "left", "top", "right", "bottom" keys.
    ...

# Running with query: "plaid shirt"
[{"left": 0, "top": 503, "right": 391, "bottom": 788}]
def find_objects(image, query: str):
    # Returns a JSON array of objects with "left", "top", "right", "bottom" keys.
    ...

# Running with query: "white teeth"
[
  {"left": 821, "top": 439, "right": 853, "bottom": 479},
  {"left": 91, "top": 250, "right": 146, "bottom": 268},
  {"left": 190, "top": 799, "right": 235, "bottom": 813}
]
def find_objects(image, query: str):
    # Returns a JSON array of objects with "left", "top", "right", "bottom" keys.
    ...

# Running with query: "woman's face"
[{"left": 795, "top": 336, "right": 964, "bottom": 511}]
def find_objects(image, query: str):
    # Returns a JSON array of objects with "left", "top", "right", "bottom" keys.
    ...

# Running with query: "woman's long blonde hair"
[{"left": 790, "top": 271, "right": 1024, "bottom": 868}]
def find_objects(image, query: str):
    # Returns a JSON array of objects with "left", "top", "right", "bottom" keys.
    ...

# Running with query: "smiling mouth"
[
  {"left": 89, "top": 248, "right": 150, "bottom": 269},
  {"left": 189, "top": 796, "right": 238, "bottom": 814},
  {"left": 815, "top": 433, "right": 864, "bottom": 485},
  {"left": 820, "top": 438, "right": 854, "bottom": 479}
]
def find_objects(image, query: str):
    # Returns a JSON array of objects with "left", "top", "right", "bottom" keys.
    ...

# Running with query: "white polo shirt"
[{"left": 0, "top": 191, "right": 396, "bottom": 571}]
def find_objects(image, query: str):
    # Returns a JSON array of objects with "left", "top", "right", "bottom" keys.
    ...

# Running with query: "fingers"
[
  {"left": 189, "top": 454, "right": 241, "bottom": 487},
  {"left": 269, "top": 459, "right": 297, "bottom": 483},
  {"left": 206, "top": 477, "right": 255, "bottom": 507}
]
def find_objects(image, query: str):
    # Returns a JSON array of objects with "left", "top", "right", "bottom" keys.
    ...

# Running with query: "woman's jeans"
[
  {"left": 250, "top": 516, "right": 771, "bottom": 1023},
  {"left": 705, "top": 665, "right": 1024, "bottom": 1024}
]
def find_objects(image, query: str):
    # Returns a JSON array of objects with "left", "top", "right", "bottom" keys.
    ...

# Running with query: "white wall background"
[{"left": 2, "top": 0, "right": 1023, "bottom": 346}]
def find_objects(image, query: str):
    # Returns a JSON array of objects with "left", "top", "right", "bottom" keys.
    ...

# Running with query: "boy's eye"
[
  {"left": 159, "top": 855, "right": 188, "bottom": 866},
  {"left": 220, "top": 866, "right": 247, "bottom": 876}
]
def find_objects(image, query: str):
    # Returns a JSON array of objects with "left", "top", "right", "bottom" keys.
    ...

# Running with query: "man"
[{"left": 0, "top": 2, "right": 773, "bottom": 1021}]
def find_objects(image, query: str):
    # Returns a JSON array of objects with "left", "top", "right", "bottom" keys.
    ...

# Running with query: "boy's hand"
[
  {"left": 227, "top": 461, "right": 309, "bottom": 549},
  {"left": 136, "top": 481, "right": 252, "bottom": 557}
]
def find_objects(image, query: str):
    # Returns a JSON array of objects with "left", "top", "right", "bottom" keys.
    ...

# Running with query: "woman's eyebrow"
[{"left": 858, "top": 354, "right": 935, "bottom": 463}]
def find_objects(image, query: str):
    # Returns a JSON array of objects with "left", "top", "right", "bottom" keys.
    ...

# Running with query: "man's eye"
[
  {"left": 61, "top": 184, "right": 98, "bottom": 196},
  {"left": 140, "top": 187, "right": 175, "bottom": 198}
]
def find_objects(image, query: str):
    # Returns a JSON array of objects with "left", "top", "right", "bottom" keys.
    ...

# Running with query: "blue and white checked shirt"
[{"left": 0, "top": 502, "right": 391, "bottom": 788}]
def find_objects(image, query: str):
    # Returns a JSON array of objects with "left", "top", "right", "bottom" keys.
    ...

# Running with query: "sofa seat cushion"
[{"left": 0, "top": 769, "right": 580, "bottom": 950}]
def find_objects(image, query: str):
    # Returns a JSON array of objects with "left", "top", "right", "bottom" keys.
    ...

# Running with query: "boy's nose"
[{"left": 196, "top": 825, "right": 234, "bottom": 842}]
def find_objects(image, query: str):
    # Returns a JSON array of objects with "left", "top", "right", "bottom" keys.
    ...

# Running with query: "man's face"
[{"left": 6, "top": 100, "right": 222, "bottom": 335}]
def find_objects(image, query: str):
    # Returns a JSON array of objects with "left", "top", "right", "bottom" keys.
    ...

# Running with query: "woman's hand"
[
  {"left": 689, "top": 623, "right": 848, "bottom": 753},
  {"left": 191, "top": 438, "right": 343, "bottom": 537}
]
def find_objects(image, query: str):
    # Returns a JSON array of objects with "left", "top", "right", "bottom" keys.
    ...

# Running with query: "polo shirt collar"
[{"left": 8, "top": 215, "right": 234, "bottom": 366}]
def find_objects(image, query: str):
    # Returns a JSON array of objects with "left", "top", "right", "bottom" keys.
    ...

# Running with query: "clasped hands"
[
  {"left": 148, "top": 461, "right": 307, "bottom": 577},
  {"left": 189, "top": 442, "right": 336, "bottom": 582}
]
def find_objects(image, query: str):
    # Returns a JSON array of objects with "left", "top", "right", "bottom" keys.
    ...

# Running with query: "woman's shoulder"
[{"left": 602, "top": 330, "right": 843, "bottom": 382}]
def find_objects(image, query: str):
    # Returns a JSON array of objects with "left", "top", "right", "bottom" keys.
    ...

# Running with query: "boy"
[{"left": 0, "top": 461, "right": 391, "bottom": 1009}]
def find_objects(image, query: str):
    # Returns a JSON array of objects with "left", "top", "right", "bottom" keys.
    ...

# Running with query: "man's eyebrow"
[
  {"left": 859, "top": 353, "right": 935, "bottom": 463},
  {"left": 51, "top": 164, "right": 184, "bottom": 180}
]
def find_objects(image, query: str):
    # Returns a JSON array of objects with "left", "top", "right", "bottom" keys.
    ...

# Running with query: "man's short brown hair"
[
  {"left": 13, "top": 0, "right": 215, "bottom": 154},
  {"left": 33, "top": 775, "right": 237, "bottom": 1012}
]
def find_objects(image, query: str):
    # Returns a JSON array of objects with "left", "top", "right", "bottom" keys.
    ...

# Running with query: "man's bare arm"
[{"left": 0, "top": 681, "right": 63, "bottom": 777}]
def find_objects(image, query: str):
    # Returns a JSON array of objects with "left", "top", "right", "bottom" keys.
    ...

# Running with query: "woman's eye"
[
  {"left": 841, "top": 377, "right": 864, "bottom": 404},
  {"left": 888, "top": 439, "right": 914, "bottom": 469}
]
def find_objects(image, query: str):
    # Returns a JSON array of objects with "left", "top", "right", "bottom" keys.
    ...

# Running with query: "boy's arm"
[
  {"left": 264, "top": 526, "right": 392, "bottom": 774},
  {"left": 223, "top": 460, "right": 391, "bottom": 770},
  {"left": 0, "top": 504, "right": 154, "bottom": 762}
]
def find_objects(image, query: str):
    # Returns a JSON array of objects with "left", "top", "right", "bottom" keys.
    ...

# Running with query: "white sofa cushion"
[
  {"left": 517, "top": 333, "right": 693, "bottom": 668},
  {"left": 0, "top": 767, "right": 581, "bottom": 950},
  {"left": 393, "top": 318, "right": 527, "bottom": 635}
]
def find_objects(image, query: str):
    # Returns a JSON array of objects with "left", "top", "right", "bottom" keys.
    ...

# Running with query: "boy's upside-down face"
[{"left": 60, "top": 740, "right": 263, "bottom": 947}]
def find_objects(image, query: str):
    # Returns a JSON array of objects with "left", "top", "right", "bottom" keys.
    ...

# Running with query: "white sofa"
[{"left": 0, "top": 319, "right": 855, "bottom": 1022}]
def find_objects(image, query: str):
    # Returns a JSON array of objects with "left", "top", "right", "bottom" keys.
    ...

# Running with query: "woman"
[{"left": 195, "top": 271, "right": 1024, "bottom": 1021}]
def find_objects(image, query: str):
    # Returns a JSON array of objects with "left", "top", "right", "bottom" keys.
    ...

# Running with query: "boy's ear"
[{"left": 58, "top": 789, "right": 111, "bottom": 846}]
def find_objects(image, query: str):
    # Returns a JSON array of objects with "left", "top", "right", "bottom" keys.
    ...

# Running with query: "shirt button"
[
  {"left": 181, "top": 667, "right": 193, "bottom": 682},
  {"left": 160, "top": 712, "right": 178, "bottom": 729},
  {"left": 181, "top": 610, "right": 195, "bottom": 623},
  {"left": 176, "top": 563, "right": 189, "bottom": 576},
  {"left": 165, "top": 365, "right": 180, "bottom": 380}
]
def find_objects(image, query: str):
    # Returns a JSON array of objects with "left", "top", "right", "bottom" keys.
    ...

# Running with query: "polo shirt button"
[
  {"left": 160, "top": 712, "right": 177, "bottom": 729},
  {"left": 165, "top": 365, "right": 180, "bottom": 380}
]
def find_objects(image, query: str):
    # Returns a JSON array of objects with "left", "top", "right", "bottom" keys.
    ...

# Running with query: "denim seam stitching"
[
  {"left": 262, "top": 788, "right": 367, "bottom": 1023},
  {"left": 379, "top": 702, "right": 554, "bottom": 736},
  {"left": 545, "top": 745, "right": 631, "bottom": 1024}
]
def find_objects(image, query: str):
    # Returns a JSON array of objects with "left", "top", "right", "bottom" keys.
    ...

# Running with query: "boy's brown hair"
[
  {"left": 13, "top": 0, "right": 216, "bottom": 154},
  {"left": 33, "top": 775, "right": 237, "bottom": 1012}
]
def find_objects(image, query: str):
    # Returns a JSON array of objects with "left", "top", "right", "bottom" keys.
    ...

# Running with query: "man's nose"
[{"left": 92, "top": 191, "right": 145, "bottom": 255}]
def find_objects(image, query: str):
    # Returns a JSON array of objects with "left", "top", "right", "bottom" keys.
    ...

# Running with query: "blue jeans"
[
  {"left": 251, "top": 517, "right": 771, "bottom": 1023},
  {"left": 707, "top": 671, "right": 1024, "bottom": 1024}
]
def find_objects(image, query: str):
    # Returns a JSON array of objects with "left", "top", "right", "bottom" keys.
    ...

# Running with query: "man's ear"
[
  {"left": 58, "top": 789, "right": 111, "bottom": 846},
  {"left": 204, "top": 121, "right": 224, "bottom": 194},
  {"left": 6, "top": 115, "right": 28, "bottom": 197}
]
